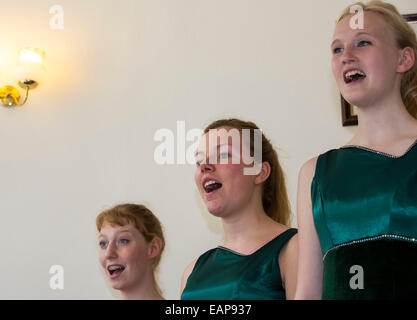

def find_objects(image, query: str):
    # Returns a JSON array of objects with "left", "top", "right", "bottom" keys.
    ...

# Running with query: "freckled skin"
[{"left": 98, "top": 223, "right": 153, "bottom": 292}]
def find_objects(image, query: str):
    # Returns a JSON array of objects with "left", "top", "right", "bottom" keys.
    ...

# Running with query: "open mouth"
[
  {"left": 108, "top": 265, "right": 125, "bottom": 277},
  {"left": 344, "top": 69, "right": 366, "bottom": 84},
  {"left": 203, "top": 179, "right": 222, "bottom": 193}
]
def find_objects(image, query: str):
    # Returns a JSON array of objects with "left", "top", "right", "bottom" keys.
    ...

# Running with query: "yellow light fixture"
[{"left": 0, "top": 47, "right": 45, "bottom": 107}]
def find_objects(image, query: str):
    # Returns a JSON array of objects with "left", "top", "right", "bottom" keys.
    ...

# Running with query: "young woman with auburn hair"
[
  {"left": 180, "top": 118, "right": 298, "bottom": 300},
  {"left": 296, "top": 1, "right": 417, "bottom": 300},
  {"left": 97, "top": 203, "right": 165, "bottom": 300}
]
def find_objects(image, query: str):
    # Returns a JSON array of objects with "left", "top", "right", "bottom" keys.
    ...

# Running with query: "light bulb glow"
[{"left": 19, "top": 48, "right": 45, "bottom": 64}]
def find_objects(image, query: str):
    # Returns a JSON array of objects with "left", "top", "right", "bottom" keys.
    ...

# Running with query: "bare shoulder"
[
  {"left": 181, "top": 259, "right": 197, "bottom": 284},
  {"left": 299, "top": 156, "right": 318, "bottom": 182},
  {"left": 295, "top": 156, "right": 324, "bottom": 299},
  {"left": 280, "top": 232, "right": 298, "bottom": 260},
  {"left": 271, "top": 221, "right": 293, "bottom": 235},
  {"left": 297, "top": 156, "right": 319, "bottom": 221},
  {"left": 278, "top": 233, "right": 298, "bottom": 299},
  {"left": 276, "top": 225, "right": 298, "bottom": 263},
  {"left": 180, "top": 258, "right": 198, "bottom": 297}
]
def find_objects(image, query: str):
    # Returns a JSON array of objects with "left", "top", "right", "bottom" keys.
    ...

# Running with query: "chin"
[
  {"left": 341, "top": 92, "right": 367, "bottom": 108},
  {"left": 113, "top": 280, "right": 135, "bottom": 292},
  {"left": 341, "top": 85, "right": 379, "bottom": 108},
  {"left": 205, "top": 203, "right": 225, "bottom": 217},
  {"left": 111, "top": 282, "right": 124, "bottom": 291},
  {"left": 206, "top": 206, "right": 223, "bottom": 217},
  {"left": 208, "top": 211, "right": 224, "bottom": 218}
]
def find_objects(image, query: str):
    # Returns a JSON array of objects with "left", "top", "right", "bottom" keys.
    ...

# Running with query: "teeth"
[
  {"left": 108, "top": 265, "right": 123, "bottom": 271},
  {"left": 204, "top": 180, "right": 218, "bottom": 188},
  {"left": 345, "top": 70, "right": 365, "bottom": 78}
]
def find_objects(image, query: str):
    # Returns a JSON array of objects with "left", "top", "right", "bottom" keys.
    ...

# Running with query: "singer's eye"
[{"left": 99, "top": 241, "right": 107, "bottom": 249}]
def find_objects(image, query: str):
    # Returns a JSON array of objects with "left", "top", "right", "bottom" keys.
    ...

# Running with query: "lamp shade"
[
  {"left": 13, "top": 47, "right": 46, "bottom": 83},
  {"left": 19, "top": 47, "right": 45, "bottom": 65}
]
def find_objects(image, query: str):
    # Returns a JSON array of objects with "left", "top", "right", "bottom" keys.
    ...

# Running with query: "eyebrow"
[
  {"left": 116, "top": 230, "right": 133, "bottom": 235},
  {"left": 355, "top": 32, "right": 373, "bottom": 38},
  {"left": 331, "top": 32, "right": 374, "bottom": 48},
  {"left": 98, "top": 229, "right": 133, "bottom": 238},
  {"left": 194, "top": 143, "right": 230, "bottom": 157}
]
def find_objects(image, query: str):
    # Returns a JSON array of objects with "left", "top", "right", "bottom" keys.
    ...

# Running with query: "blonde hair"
[
  {"left": 204, "top": 118, "right": 291, "bottom": 226},
  {"left": 96, "top": 203, "right": 165, "bottom": 296},
  {"left": 338, "top": 1, "right": 417, "bottom": 118}
]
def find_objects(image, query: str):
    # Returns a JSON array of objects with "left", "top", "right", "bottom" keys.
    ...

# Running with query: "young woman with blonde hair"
[{"left": 296, "top": 1, "right": 417, "bottom": 299}]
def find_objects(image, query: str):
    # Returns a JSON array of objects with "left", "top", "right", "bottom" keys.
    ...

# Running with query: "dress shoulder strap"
[
  {"left": 266, "top": 228, "right": 298, "bottom": 253},
  {"left": 313, "top": 149, "right": 338, "bottom": 183}
]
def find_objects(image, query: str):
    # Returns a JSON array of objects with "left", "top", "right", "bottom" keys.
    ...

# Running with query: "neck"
[
  {"left": 351, "top": 92, "right": 417, "bottom": 145},
  {"left": 221, "top": 193, "right": 273, "bottom": 247},
  {"left": 120, "top": 274, "right": 164, "bottom": 300}
]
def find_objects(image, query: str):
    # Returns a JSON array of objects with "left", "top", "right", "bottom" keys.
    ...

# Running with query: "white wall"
[{"left": 0, "top": 0, "right": 416, "bottom": 299}]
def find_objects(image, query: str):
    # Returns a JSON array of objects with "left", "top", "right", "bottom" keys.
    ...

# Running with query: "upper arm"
[
  {"left": 279, "top": 233, "right": 298, "bottom": 300},
  {"left": 294, "top": 157, "right": 324, "bottom": 300},
  {"left": 179, "top": 258, "right": 197, "bottom": 298}
]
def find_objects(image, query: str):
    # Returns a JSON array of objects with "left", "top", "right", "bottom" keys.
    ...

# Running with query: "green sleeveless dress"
[
  {"left": 311, "top": 140, "right": 417, "bottom": 299},
  {"left": 181, "top": 228, "right": 297, "bottom": 300}
]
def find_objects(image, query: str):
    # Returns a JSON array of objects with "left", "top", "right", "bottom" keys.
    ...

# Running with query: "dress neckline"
[
  {"left": 216, "top": 228, "right": 295, "bottom": 257},
  {"left": 340, "top": 138, "right": 417, "bottom": 159}
]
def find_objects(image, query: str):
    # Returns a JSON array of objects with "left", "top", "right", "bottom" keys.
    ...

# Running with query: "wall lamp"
[{"left": 0, "top": 47, "right": 45, "bottom": 107}]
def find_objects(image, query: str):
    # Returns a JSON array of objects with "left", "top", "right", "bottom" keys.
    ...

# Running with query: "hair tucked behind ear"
[
  {"left": 338, "top": 1, "right": 417, "bottom": 118},
  {"left": 204, "top": 118, "right": 291, "bottom": 226}
]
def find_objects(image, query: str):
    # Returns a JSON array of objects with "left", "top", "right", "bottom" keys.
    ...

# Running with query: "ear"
[
  {"left": 397, "top": 47, "right": 415, "bottom": 73},
  {"left": 254, "top": 161, "right": 271, "bottom": 185},
  {"left": 147, "top": 237, "right": 163, "bottom": 260}
]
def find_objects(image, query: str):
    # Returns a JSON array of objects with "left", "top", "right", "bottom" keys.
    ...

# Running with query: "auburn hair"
[{"left": 96, "top": 203, "right": 165, "bottom": 295}]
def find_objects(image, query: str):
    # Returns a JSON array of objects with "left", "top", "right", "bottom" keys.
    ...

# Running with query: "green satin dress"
[
  {"left": 311, "top": 140, "right": 417, "bottom": 299},
  {"left": 181, "top": 228, "right": 297, "bottom": 300}
]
